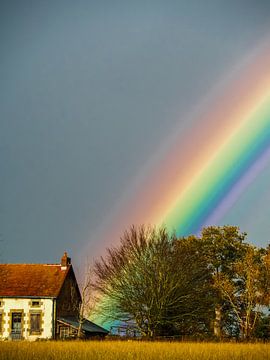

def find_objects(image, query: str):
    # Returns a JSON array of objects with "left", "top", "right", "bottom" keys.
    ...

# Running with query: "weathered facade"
[{"left": 0, "top": 253, "right": 108, "bottom": 340}]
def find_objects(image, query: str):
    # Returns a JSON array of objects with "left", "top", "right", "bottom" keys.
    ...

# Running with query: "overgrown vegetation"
[{"left": 93, "top": 225, "right": 270, "bottom": 340}]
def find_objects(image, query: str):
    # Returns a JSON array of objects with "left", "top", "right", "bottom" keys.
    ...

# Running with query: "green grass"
[{"left": 0, "top": 341, "right": 270, "bottom": 360}]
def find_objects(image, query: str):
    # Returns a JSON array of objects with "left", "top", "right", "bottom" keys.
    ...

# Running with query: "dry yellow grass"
[{"left": 0, "top": 341, "right": 270, "bottom": 360}]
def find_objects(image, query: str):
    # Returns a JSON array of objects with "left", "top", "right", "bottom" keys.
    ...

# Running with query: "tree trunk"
[
  {"left": 214, "top": 305, "right": 222, "bottom": 338},
  {"left": 78, "top": 319, "right": 84, "bottom": 339}
]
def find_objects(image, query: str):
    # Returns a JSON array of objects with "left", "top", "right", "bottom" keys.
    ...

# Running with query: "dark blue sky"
[{"left": 1, "top": 1, "right": 270, "bottom": 265}]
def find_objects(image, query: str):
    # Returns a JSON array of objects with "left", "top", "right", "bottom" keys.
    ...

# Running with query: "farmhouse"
[{"left": 0, "top": 252, "right": 108, "bottom": 340}]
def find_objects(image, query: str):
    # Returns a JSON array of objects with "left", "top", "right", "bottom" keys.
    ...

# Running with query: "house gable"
[{"left": 56, "top": 266, "right": 82, "bottom": 318}]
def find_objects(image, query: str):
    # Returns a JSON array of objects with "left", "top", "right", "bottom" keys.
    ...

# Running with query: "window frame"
[
  {"left": 30, "top": 300, "right": 41, "bottom": 308},
  {"left": 29, "top": 311, "right": 42, "bottom": 335},
  {"left": 59, "top": 326, "right": 70, "bottom": 339},
  {"left": 0, "top": 312, "right": 3, "bottom": 334},
  {"left": 8, "top": 309, "right": 24, "bottom": 340}
]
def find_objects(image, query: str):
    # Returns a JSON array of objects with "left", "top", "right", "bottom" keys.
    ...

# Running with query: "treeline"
[{"left": 93, "top": 225, "right": 270, "bottom": 340}]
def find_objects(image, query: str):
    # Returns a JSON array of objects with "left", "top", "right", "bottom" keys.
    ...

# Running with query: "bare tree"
[
  {"left": 76, "top": 261, "right": 98, "bottom": 338},
  {"left": 93, "top": 225, "right": 212, "bottom": 337}
]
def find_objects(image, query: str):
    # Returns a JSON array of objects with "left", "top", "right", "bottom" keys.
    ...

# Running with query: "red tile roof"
[{"left": 0, "top": 264, "right": 70, "bottom": 297}]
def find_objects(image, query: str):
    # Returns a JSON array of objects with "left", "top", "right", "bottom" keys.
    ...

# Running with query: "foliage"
[
  {"left": 93, "top": 224, "right": 270, "bottom": 340},
  {"left": 199, "top": 225, "right": 247, "bottom": 276},
  {"left": 198, "top": 226, "right": 249, "bottom": 338},
  {"left": 213, "top": 246, "right": 270, "bottom": 339},
  {"left": 253, "top": 313, "right": 270, "bottom": 340}
]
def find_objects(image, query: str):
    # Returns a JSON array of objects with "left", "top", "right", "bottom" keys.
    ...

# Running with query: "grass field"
[{"left": 0, "top": 341, "right": 270, "bottom": 360}]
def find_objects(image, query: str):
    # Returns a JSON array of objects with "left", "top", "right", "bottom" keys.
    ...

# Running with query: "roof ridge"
[{"left": 0, "top": 263, "right": 61, "bottom": 266}]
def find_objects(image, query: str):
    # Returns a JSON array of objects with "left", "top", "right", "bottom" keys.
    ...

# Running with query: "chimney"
[{"left": 61, "top": 251, "right": 71, "bottom": 270}]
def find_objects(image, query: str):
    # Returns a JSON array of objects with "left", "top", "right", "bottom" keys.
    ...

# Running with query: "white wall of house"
[{"left": 0, "top": 298, "right": 54, "bottom": 340}]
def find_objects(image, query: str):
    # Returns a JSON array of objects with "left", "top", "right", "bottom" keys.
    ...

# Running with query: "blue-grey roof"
[{"left": 58, "top": 316, "right": 109, "bottom": 334}]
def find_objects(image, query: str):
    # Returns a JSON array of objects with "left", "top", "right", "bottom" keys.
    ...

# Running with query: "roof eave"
[{"left": 0, "top": 295, "right": 57, "bottom": 299}]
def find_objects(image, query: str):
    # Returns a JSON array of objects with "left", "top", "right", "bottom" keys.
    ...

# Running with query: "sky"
[{"left": 1, "top": 1, "right": 270, "bottom": 266}]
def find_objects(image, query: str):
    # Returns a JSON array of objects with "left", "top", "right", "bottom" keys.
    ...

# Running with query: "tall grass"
[{"left": 0, "top": 341, "right": 270, "bottom": 360}]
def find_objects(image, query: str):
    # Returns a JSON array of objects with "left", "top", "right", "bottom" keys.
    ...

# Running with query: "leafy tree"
[
  {"left": 93, "top": 225, "right": 211, "bottom": 337},
  {"left": 198, "top": 225, "right": 248, "bottom": 338},
  {"left": 213, "top": 246, "right": 268, "bottom": 340}
]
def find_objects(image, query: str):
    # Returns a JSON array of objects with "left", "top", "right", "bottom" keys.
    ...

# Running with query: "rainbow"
[
  {"left": 105, "top": 42, "right": 270, "bottom": 240},
  {"left": 85, "top": 42, "right": 270, "bottom": 266},
  {"left": 157, "top": 46, "right": 270, "bottom": 236},
  {"left": 161, "top": 92, "right": 270, "bottom": 235}
]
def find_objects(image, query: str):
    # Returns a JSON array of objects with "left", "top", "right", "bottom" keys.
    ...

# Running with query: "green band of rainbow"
[{"left": 161, "top": 94, "right": 270, "bottom": 235}]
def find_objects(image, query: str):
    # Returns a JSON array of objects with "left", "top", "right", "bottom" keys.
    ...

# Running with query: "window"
[
  {"left": 0, "top": 300, "right": 3, "bottom": 307},
  {"left": 31, "top": 300, "right": 40, "bottom": 307},
  {"left": 59, "top": 326, "right": 70, "bottom": 339},
  {"left": 12, "top": 312, "right": 22, "bottom": 330},
  {"left": 11, "top": 312, "right": 23, "bottom": 339},
  {"left": 30, "top": 313, "right": 41, "bottom": 334},
  {"left": 0, "top": 313, "right": 2, "bottom": 333}
]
